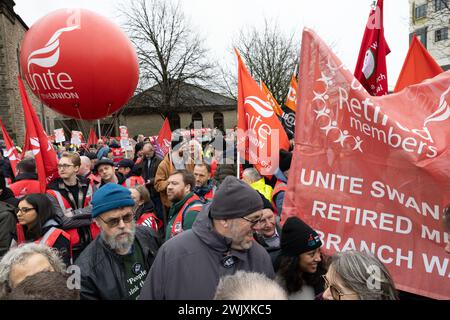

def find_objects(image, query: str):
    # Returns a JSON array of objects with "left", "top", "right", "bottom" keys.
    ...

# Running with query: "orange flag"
[
  {"left": 235, "top": 49, "right": 290, "bottom": 175},
  {"left": 285, "top": 75, "right": 298, "bottom": 112},
  {"left": 394, "top": 34, "right": 444, "bottom": 93},
  {"left": 260, "top": 81, "right": 284, "bottom": 117}
]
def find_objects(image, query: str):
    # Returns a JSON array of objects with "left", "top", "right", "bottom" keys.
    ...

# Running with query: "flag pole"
[{"left": 97, "top": 120, "right": 101, "bottom": 141}]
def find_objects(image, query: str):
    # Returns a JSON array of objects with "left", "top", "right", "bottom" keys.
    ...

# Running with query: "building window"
[
  {"left": 435, "top": 0, "right": 448, "bottom": 11},
  {"left": 213, "top": 112, "right": 224, "bottom": 132},
  {"left": 435, "top": 27, "right": 448, "bottom": 41},
  {"left": 410, "top": 27, "right": 428, "bottom": 48},
  {"left": 191, "top": 112, "right": 203, "bottom": 128},
  {"left": 415, "top": 4, "right": 427, "bottom": 19},
  {"left": 168, "top": 113, "right": 180, "bottom": 130}
]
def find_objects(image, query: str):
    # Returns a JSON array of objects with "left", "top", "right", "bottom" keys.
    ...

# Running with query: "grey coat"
[{"left": 139, "top": 203, "right": 275, "bottom": 300}]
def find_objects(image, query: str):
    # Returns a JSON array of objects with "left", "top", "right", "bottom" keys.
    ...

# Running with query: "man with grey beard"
[{"left": 75, "top": 183, "right": 160, "bottom": 300}]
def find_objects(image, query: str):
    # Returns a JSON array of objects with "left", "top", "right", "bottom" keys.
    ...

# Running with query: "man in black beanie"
[{"left": 139, "top": 176, "right": 275, "bottom": 300}]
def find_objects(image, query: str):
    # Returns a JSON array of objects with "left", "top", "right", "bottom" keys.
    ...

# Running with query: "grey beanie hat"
[{"left": 209, "top": 176, "right": 263, "bottom": 219}]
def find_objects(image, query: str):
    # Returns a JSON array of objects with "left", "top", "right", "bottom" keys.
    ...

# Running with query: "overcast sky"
[{"left": 14, "top": 0, "right": 410, "bottom": 90}]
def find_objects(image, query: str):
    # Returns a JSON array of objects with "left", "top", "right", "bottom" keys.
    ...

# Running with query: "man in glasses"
[
  {"left": 139, "top": 176, "right": 275, "bottom": 300},
  {"left": 253, "top": 194, "right": 282, "bottom": 267},
  {"left": 47, "top": 152, "right": 96, "bottom": 261},
  {"left": 75, "top": 183, "right": 160, "bottom": 300}
]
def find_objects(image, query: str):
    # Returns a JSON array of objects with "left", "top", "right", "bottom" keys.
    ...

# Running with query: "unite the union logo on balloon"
[{"left": 19, "top": 8, "right": 139, "bottom": 120}]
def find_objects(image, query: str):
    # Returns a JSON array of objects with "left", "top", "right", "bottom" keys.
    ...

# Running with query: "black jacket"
[
  {"left": 47, "top": 176, "right": 91, "bottom": 210},
  {"left": 75, "top": 226, "right": 160, "bottom": 300},
  {"left": 0, "top": 201, "right": 17, "bottom": 259},
  {"left": 0, "top": 188, "right": 19, "bottom": 207},
  {"left": 141, "top": 155, "right": 162, "bottom": 197}
]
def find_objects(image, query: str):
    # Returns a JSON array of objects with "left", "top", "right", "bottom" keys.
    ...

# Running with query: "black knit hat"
[
  {"left": 279, "top": 150, "right": 292, "bottom": 173},
  {"left": 281, "top": 217, "right": 322, "bottom": 256},
  {"left": 210, "top": 176, "right": 263, "bottom": 219}
]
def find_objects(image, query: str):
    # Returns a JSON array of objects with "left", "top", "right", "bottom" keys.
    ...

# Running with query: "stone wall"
[{"left": 0, "top": 3, "right": 57, "bottom": 145}]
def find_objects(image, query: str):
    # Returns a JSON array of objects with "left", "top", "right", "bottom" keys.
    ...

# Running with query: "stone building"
[
  {"left": 120, "top": 82, "right": 237, "bottom": 138},
  {"left": 0, "top": 0, "right": 57, "bottom": 144},
  {"left": 409, "top": 0, "right": 450, "bottom": 70}
]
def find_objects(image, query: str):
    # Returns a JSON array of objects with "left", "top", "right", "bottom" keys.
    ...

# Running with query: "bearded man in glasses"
[
  {"left": 75, "top": 183, "right": 160, "bottom": 300},
  {"left": 139, "top": 176, "right": 275, "bottom": 300}
]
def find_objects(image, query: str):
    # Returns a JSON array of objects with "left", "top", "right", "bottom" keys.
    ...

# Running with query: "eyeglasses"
[
  {"left": 322, "top": 275, "right": 358, "bottom": 300},
  {"left": 98, "top": 212, "right": 134, "bottom": 228},
  {"left": 241, "top": 216, "right": 262, "bottom": 227},
  {"left": 16, "top": 207, "right": 35, "bottom": 214},
  {"left": 57, "top": 164, "right": 75, "bottom": 169}
]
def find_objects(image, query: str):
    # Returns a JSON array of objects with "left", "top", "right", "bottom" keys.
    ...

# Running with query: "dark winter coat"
[
  {"left": 75, "top": 226, "right": 160, "bottom": 300},
  {"left": 139, "top": 203, "right": 275, "bottom": 300}
]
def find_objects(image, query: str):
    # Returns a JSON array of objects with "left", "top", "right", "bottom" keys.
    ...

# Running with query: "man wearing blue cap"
[{"left": 75, "top": 183, "right": 160, "bottom": 300}]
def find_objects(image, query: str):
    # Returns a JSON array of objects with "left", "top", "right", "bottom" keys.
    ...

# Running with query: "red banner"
[
  {"left": 157, "top": 117, "right": 172, "bottom": 156},
  {"left": 235, "top": 49, "right": 290, "bottom": 175},
  {"left": 19, "top": 76, "right": 58, "bottom": 192},
  {"left": 354, "top": 0, "right": 390, "bottom": 96},
  {"left": 0, "top": 117, "right": 20, "bottom": 176},
  {"left": 87, "top": 128, "right": 98, "bottom": 146},
  {"left": 394, "top": 34, "right": 443, "bottom": 93},
  {"left": 282, "top": 29, "right": 450, "bottom": 300}
]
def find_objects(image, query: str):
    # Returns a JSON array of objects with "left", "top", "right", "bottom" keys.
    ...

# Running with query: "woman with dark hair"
[
  {"left": 275, "top": 216, "right": 327, "bottom": 300},
  {"left": 444, "top": 205, "right": 450, "bottom": 254},
  {"left": 12, "top": 194, "right": 71, "bottom": 265}
]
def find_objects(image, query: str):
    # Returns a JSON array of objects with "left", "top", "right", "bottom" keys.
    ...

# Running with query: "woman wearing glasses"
[
  {"left": 12, "top": 194, "right": 71, "bottom": 265},
  {"left": 275, "top": 216, "right": 327, "bottom": 300},
  {"left": 322, "top": 250, "right": 398, "bottom": 300}
]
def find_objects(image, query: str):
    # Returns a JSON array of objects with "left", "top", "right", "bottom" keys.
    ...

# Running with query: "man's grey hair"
[
  {"left": 214, "top": 271, "right": 288, "bottom": 300},
  {"left": 330, "top": 250, "right": 398, "bottom": 300},
  {"left": 242, "top": 168, "right": 262, "bottom": 184},
  {"left": 0, "top": 243, "right": 66, "bottom": 298}
]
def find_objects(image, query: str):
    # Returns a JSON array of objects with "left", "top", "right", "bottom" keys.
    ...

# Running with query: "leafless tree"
[
  {"left": 119, "top": 0, "right": 216, "bottom": 116},
  {"left": 231, "top": 19, "right": 300, "bottom": 104}
]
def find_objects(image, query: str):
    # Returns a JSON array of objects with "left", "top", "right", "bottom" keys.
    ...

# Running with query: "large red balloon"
[{"left": 19, "top": 9, "right": 139, "bottom": 120}]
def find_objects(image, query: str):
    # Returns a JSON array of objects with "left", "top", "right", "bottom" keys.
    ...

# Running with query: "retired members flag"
[
  {"left": 354, "top": 0, "right": 390, "bottom": 96},
  {"left": 282, "top": 28, "right": 450, "bottom": 300},
  {"left": 235, "top": 49, "right": 290, "bottom": 175}
]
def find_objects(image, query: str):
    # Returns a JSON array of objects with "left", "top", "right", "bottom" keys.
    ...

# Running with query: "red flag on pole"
[
  {"left": 354, "top": 0, "right": 390, "bottom": 96},
  {"left": 394, "top": 35, "right": 444, "bottom": 93},
  {"left": 18, "top": 76, "right": 58, "bottom": 192},
  {"left": 87, "top": 128, "right": 98, "bottom": 146},
  {"left": 156, "top": 117, "right": 172, "bottom": 156},
  {"left": 235, "top": 49, "right": 290, "bottom": 175},
  {"left": 283, "top": 28, "right": 450, "bottom": 300},
  {"left": 0, "top": 117, "right": 20, "bottom": 176}
]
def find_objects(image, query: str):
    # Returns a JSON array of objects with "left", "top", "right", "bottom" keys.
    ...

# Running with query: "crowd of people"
[{"left": 0, "top": 128, "right": 448, "bottom": 300}]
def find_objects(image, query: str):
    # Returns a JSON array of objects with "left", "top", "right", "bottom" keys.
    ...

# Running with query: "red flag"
[
  {"left": 284, "top": 75, "right": 298, "bottom": 112},
  {"left": 87, "top": 128, "right": 98, "bottom": 146},
  {"left": 235, "top": 49, "right": 290, "bottom": 175},
  {"left": 283, "top": 28, "right": 450, "bottom": 300},
  {"left": 354, "top": 0, "right": 390, "bottom": 96},
  {"left": 0, "top": 118, "right": 20, "bottom": 176},
  {"left": 156, "top": 117, "right": 172, "bottom": 156},
  {"left": 394, "top": 35, "right": 444, "bottom": 93},
  {"left": 19, "top": 76, "right": 58, "bottom": 192}
]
